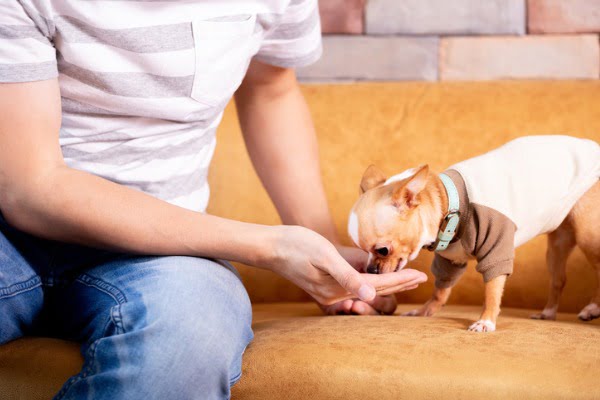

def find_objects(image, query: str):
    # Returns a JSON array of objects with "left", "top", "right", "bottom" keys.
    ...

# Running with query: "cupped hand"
[
  {"left": 267, "top": 226, "right": 427, "bottom": 306},
  {"left": 320, "top": 246, "right": 421, "bottom": 315}
]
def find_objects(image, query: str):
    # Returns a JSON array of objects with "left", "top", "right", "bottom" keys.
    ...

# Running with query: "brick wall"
[{"left": 298, "top": 0, "right": 600, "bottom": 81}]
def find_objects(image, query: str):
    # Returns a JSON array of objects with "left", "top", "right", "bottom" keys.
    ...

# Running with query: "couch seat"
[{"left": 2, "top": 303, "right": 598, "bottom": 399}]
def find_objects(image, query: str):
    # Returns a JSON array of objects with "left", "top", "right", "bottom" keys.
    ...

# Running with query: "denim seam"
[
  {"left": 0, "top": 276, "right": 41, "bottom": 299},
  {"left": 229, "top": 341, "right": 251, "bottom": 386},
  {"left": 53, "top": 277, "right": 127, "bottom": 398},
  {"left": 55, "top": 307, "right": 122, "bottom": 399},
  {"left": 229, "top": 370, "right": 243, "bottom": 386},
  {"left": 54, "top": 373, "right": 79, "bottom": 399},
  {"left": 75, "top": 274, "right": 128, "bottom": 304},
  {"left": 110, "top": 304, "right": 125, "bottom": 334}
]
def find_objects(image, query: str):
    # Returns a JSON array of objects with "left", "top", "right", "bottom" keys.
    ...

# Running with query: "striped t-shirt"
[{"left": 0, "top": 0, "right": 322, "bottom": 211}]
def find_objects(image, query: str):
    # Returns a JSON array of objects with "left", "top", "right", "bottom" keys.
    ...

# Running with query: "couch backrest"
[{"left": 207, "top": 81, "right": 600, "bottom": 312}]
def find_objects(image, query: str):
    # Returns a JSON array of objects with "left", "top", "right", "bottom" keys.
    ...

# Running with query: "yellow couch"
[{"left": 1, "top": 81, "right": 599, "bottom": 399}]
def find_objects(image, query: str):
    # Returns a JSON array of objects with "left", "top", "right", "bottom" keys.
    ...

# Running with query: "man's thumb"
[{"left": 328, "top": 255, "right": 376, "bottom": 302}]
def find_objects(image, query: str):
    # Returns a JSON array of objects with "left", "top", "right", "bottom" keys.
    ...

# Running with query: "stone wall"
[{"left": 298, "top": 0, "right": 600, "bottom": 81}]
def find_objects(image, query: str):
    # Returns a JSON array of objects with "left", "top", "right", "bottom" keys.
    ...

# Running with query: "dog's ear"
[
  {"left": 360, "top": 165, "right": 387, "bottom": 194},
  {"left": 392, "top": 165, "right": 429, "bottom": 209}
]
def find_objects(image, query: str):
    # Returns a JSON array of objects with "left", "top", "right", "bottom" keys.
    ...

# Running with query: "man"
[{"left": 0, "top": 0, "right": 426, "bottom": 398}]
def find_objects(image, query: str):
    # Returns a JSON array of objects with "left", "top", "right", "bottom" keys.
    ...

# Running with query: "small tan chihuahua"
[{"left": 348, "top": 136, "right": 600, "bottom": 332}]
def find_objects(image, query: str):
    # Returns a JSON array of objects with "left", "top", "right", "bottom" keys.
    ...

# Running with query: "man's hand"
[
  {"left": 320, "top": 246, "right": 418, "bottom": 315},
  {"left": 320, "top": 296, "right": 399, "bottom": 316},
  {"left": 266, "top": 226, "right": 427, "bottom": 305}
]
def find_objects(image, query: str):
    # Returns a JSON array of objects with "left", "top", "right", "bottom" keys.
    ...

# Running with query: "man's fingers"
[
  {"left": 321, "top": 299, "right": 354, "bottom": 315},
  {"left": 324, "top": 252, "right": 376, "bottom": 302},
  {"left": 325, "top": 269, "right": 425, "bottom": 303},
  {"left": 376, "top": 282, "right": 422, "bottom": 296},
  {"left": 361, "top": 269, "right": 428, "bottom": 291},
  {"left": 367, "top": 295, "right": 398, "bottom": 315},
  {"left": 350, "top": 295, "right": 398, "bottom": 315},
  {"left": 350, "top": 301, "right": 380, "bottom": 315}
]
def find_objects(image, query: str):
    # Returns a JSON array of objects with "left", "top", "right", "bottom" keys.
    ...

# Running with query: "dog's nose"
[{"left": 366, "top": 265, "right": 379, "bottom": 274}]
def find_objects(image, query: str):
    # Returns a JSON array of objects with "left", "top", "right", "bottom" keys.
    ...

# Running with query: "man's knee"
[{"left": 146, "top": 257, "right": 253, "bottom": 330}]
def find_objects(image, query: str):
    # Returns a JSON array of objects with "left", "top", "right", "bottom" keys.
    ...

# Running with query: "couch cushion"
[{"left": 4, "top": 303, "right": 597, "bottom": 399}]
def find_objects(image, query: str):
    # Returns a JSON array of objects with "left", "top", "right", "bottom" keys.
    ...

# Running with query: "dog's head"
[{"left": 348, "top": 164, "right": 434, "bottom": 274}]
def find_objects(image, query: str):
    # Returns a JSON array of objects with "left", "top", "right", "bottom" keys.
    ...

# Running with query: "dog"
[{"left": 348, "top": 135, "right": 600, "bottom": 332}]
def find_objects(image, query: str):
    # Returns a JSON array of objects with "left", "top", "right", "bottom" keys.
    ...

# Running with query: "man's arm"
[
  {"left": 0, "top": 79, "right": 428, "bottom": 305},
  {"left": 235, "top": 61, "right": 338, "bottom": 242}
]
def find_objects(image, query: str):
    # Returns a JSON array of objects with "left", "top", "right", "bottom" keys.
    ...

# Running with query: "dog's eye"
[{"left": 375, "top": 247, "right": 389, "bottom": 256}]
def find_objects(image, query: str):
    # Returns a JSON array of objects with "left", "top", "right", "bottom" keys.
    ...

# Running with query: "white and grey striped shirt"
[{"left": 0, "top": 0, "right": 322, "bottom": 212}]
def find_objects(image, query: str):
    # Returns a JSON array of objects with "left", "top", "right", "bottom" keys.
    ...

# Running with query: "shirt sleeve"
[
  {"left": 431, "top": 254, "right": 467, "bottom": 289},
  {"left": 254, "top": 0, "right": 322, "bottom": 68},
  {"left": 469, "top": 204, "right": 517, "bottom": 283},
  {"left": 0, "top": 1, "right": 57, "bottom": 83}
]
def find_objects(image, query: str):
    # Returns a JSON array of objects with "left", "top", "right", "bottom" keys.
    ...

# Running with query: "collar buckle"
[{"left": 426, "top": 210, "right": 460, "bottom": 251}]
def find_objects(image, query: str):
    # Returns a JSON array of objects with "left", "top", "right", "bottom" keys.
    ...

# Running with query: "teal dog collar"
[{"left": 427, "top": 173, "right": 460, "bottom": 252}]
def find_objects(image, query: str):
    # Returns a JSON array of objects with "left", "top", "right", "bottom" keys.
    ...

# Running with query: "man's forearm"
[
  {"left": 235, "top": 65, "right": 339, "bottom": 243},
  {"left": 2, "top": 164, "right": 275, "bottom": 266}
]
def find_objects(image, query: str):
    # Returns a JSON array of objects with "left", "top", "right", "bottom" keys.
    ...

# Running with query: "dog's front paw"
[
  {"left": 401, "top": 305, "right": 438, "bottom": 317},
  {"left": 578, "top": 303, "right": 600, "bottom": 321},
  {"left": 468, "top": 319, "right": 496, "bottom": 333},
  {"left": 530, "top": 309, "right": 556, "bottom": 321},
  {"left": 401, "top": 309, "right": 423, "bottom": 317},
  {"left": 402, "top": 300, "right": 443, "bottom": 317}
]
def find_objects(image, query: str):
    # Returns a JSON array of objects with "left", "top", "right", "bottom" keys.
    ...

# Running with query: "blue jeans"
[{"left": 0, "top": 213, "right": 253, "bottom": 399}]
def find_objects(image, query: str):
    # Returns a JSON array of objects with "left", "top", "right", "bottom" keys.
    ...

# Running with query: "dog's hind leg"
[
  {"left": 569, "top": 181, "right": 600, "bottom": 321},
  {"left": 531, "top": 220, "right": 575, "bottom": 321},
  {"left": 578, "top": 256, "right": 600, "bottom": 321}
]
